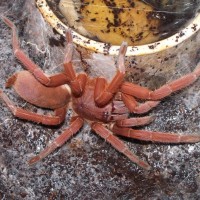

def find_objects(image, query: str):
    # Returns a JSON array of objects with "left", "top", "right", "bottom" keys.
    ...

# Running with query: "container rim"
[{"left": 36, "top": 0, "right": 200, "bottom": 56}]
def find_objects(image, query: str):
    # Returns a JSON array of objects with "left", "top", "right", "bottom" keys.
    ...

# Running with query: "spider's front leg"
[
  {"left": 121, "top": 62, "right": 200, "bottom": 101},
  {"left": 94, "top": 42, "right": 128, "bottom": 107},
  {"left": 62, "top": 30, "right": 87, "bottom": 96},
  {"left": 2, "top": 16, "right": 86, "bottom": 88}
]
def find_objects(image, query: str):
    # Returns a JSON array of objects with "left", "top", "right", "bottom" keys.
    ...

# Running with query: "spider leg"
[
  {"left": 94, "top": 42, "right": 127, "bottom": 107},
  {"left": 28, "top": 117, "right": 84, "bottom": 165},
  {"left": 121, "top": 93, "right": 160, "bottom": 113},
  {"left": 91, "top": 122, "right": 151, "bottom": 170},
  {"left": 2, "top": 16, "right": 72, "bottom": 87},
  {"left": 121, "top": 62, "right": 200, "bottom": 100},
  {"left": 112, "top": 125, "right": 200, "bottom": 143},
  {"left": 63, "top": 30, "right": 87, "bottom": 96},
  {"left": 116, "top": 116, "right": 155, "bottom": 127},
  {"left": 0, "top": 90, "right": 67, "bottom": 125}
]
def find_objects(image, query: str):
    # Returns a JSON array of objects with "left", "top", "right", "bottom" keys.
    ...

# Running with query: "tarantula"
[{"left": 1, "top": 17, "right": 200, "bottom": 170}]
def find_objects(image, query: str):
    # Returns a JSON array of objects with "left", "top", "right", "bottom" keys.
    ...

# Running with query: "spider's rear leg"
[
  {"left": 91, "top": 122, "right": 151, "bottom": 170},
  {"left": 0, "top": 89, "right": 67, "bottom": 125},
  {"left": 1, "top": 70, "right": 71, "bottom": 125},
  {"left": 112, "top": 125, "right": 200, "bottom": 143},
  {"left": 28, "top": 117, "right": 84, "bottom": 165}
]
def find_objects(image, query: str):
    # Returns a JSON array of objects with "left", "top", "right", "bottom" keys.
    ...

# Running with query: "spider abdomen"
[{"left": 8, "top": 71, "right": 71, "bottom": 109}]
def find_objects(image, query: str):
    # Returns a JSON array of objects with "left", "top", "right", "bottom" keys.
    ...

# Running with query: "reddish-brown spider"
[{"left": 1, "top": 17, "right": 200, "bottom": 170}]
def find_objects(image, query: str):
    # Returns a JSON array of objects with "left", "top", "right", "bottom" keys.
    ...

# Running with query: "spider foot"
[{"left": 28, "top": 155, "right": 41, "bottom": 165}]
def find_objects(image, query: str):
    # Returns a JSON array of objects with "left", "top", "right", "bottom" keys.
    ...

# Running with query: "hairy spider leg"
[
  {"left": 121, "top": 93, "right": 160, "bottom": 113},
  {"left": 28, "top": 117, "right": 84, "bottom": 165},
  {"left": 0, "top": 89, "right": 67, "bottom": 125},
  {"left": 2, "top": 16, "right": 75, "bottom": 87},
  {"left": 112, "top": 125, "right": 200, "bottom": 143},
  {"left": 91, "top": 122, "right": 151, "bottom": 170},
  {"left": 63, "top": 29, "right": 87, "bottom": 96},
  {"left": 3, "top": 16, "right": 88, "bottom": 96},
  {"left": 121, "top": 62, "right": 200, "bottom": 100},
  {"left": 116, "top": 116, "right": 155, "bottom": 127},
  {"left": 94, "top": 42, "right": 128, "bottom": 107}
]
